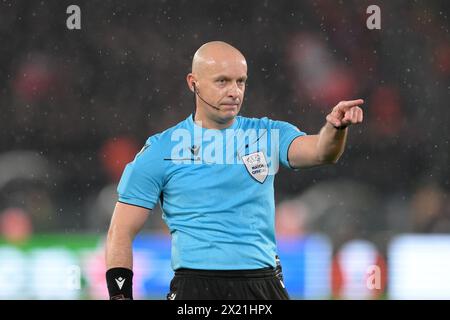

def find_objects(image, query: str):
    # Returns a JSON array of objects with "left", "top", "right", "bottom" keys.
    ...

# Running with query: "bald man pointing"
[{"left": 105, "top": 41, "right": 363, "bottom": 300}]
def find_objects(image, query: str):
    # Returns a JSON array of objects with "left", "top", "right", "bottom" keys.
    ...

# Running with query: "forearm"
[
  {"left": 105, "top": 203, "right": 149, "bottom": 299},
  {"left": 316, "top": 122, "right": 348, "bottom": 163},
  {"left": 106, "top": 226, "right": 134, "bottom": 270}
]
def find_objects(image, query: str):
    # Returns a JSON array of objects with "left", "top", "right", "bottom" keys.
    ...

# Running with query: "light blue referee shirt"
[{"left": 117, "top": 114, "right": 306, "bottom": 270}]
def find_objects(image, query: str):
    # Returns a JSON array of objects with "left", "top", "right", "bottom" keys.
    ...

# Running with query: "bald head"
[
  {"left": 192, "top": 41, "right": 247, "bottom": 76},
  {"left": 187, "top": 41, "right": 247, "bottom": 128}
]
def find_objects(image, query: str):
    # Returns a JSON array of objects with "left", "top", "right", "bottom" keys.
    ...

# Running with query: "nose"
[{"left": 227, "top": 82, "right": 240, "bottom": 99}]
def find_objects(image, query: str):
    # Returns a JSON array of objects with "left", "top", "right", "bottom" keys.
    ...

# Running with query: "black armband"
[{"left": 106, "top": 267, "right": 133, "bottom": 300}]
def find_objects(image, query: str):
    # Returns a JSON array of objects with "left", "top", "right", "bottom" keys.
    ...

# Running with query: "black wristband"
[{"left": 106, "top": 267, "right": 133, "bottom": 300}]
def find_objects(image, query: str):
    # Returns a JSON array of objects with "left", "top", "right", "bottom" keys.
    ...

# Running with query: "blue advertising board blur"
[{"left": 128, "top": 233, "right": 332, "bottom": 299}]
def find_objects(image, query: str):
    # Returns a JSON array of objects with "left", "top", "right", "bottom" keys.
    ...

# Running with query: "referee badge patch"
[{"left": 242, "top": 151, "right": 268, "bottom": 183}]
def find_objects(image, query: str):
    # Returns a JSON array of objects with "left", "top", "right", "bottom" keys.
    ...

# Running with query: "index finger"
[{"left": 337, "top": 99, "right": 364, "bottom": 111}]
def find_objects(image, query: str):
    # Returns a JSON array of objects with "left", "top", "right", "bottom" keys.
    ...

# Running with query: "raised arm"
[{"left": 288, "top": 99, "right": 364, "bottom": 169}]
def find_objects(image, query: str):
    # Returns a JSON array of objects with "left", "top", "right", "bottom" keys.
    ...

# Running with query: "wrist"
[
  {"left": 333, "top": 124, "right": 348, "bottom": 130},
  {"left": 327, "top": 121, "right": 348, "bottom": 130},
  {"left": 106, "top": 267, "right": 133, "bottom": 300},
  {"left": 325, "top": 121, "right": 348, "bottom": 130}
]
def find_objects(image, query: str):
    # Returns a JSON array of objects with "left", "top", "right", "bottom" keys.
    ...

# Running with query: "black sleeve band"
[{"left": 106, "top": 267, "right": 134, "bottom": 300}]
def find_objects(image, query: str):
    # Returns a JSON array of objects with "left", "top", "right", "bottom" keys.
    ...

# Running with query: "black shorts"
[{"left": 166, "top": 267, "right": 290, "bottom": 300}]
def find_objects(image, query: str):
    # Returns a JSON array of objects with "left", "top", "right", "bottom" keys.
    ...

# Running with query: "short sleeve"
[
  {"left": 117, "top": 137, "right": 165, "bottom": 210},
  {"left": 269, "top": 119, "right": 306, "bottom": 169}
]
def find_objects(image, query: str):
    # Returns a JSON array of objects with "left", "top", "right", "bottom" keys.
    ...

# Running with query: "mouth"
[{"left": 221, "top": 103, "right": 239, "bottom": 109}]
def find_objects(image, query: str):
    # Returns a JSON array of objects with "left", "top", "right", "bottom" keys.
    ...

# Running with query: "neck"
[{"left": 193, "top": 108, "right": 235, "bottom": 130}]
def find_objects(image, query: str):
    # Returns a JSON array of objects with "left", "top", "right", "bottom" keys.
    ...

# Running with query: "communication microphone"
[{"left": 193, "top": 82, "right": 221, "bottom": 111}]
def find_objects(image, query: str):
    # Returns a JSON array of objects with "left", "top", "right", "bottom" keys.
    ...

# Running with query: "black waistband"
[{"left": 174, "top": 267, "right": 276, "bottom": 279}]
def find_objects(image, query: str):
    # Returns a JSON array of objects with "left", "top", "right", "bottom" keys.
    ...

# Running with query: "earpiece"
[
  {"left": 190, "top": 77, "right": 240, "bottom": 114},
  {"left": 191, "top": 81, "right": 220, "bottom": 111}
]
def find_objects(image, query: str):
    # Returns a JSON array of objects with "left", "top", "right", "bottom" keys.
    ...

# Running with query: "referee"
[{"left": 105, "top": 41, "right": 364, "bottom": 300}]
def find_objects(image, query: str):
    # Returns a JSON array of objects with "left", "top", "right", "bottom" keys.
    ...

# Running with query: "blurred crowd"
[{"left": 0, "top": 0, "right": 449, "bottom": 256}]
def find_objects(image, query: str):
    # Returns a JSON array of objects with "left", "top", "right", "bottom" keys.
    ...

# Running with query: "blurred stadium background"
[{"left": 0, "top": 0, "right": 449, "bottom": 299}]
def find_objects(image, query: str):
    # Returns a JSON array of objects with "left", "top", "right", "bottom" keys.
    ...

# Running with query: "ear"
[{"left": 186, "top": 73, "right": 196, "bottom": 92}]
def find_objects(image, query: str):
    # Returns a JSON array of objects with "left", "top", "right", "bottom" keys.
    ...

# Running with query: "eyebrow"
[{"left": 213, "top": 75, "right": 248, "bottom": 81}]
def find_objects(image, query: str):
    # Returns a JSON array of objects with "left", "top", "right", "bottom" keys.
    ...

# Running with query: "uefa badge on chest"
[{"left": 242, "top": 151, "right": 268, "bottom": 184}]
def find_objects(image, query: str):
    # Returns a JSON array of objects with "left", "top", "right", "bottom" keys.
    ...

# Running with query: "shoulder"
[
  {"left": 144, "top": 117, "right": 190, "bottom": 150},
  {"left": 132, "top": 118, "right": 188, "bottom": 165}
]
